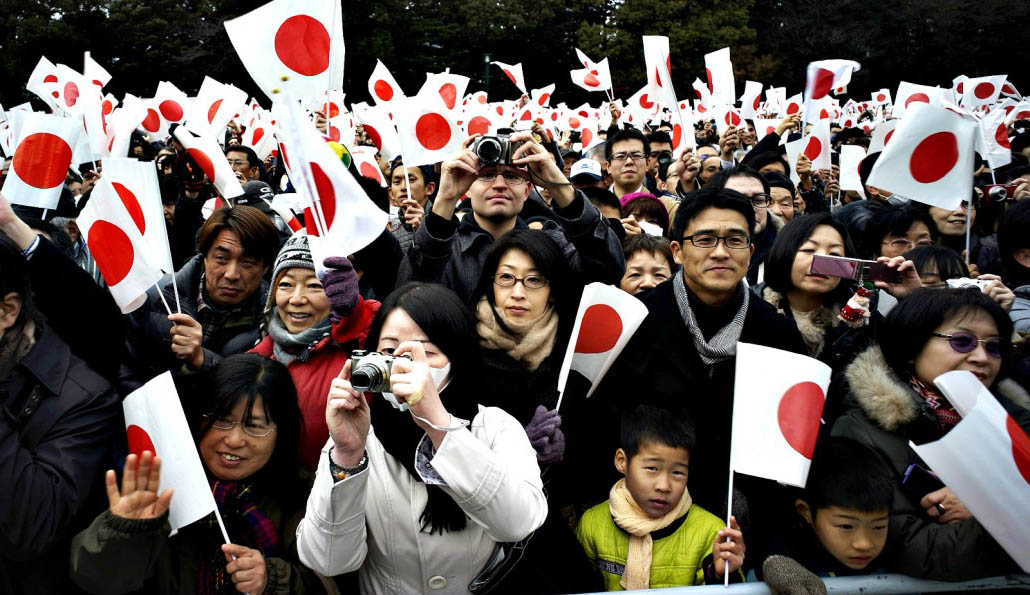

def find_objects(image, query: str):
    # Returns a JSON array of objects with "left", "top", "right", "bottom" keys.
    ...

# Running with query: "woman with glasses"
[
  {"left": 828, "top": 288, "right": 1030, "bottom": 581},
  {"left": 860, "top": 205, "right": 936, "bottom": 259},
  {"left": 71, "top": 354, "right": 327, "bottom": 594},
  {"left": 911, "top": 196, "right": 1004, "bottom": 276}
]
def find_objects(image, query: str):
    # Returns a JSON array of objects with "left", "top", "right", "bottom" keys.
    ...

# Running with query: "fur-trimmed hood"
[
  {"left": 761, "top": 286, "right": 839, "bottom": 358},
  {"left": 844, "top": 344, "right": 1030, "bottom": 432}
]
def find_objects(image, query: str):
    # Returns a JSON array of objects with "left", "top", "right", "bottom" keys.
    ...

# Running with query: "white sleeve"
[
  {"left": 295, "top": 441, "right": 370, "bottom": 576},
  {"left": 426, "top": 407, "right": 548, "bottom": 543}
]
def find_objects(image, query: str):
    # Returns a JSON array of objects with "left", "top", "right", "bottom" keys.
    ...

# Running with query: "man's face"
[
  {"left": 389, "top": 166, "right": 434, "bottom": 207},
  {"left": 563, "top": 157, "right": 578, "bottom": 179},
  {"left": 671, "top": 207, "right": 753, "bottom": 306},
  {"left": 606, "top": 139, "right": 646, "bottom": 190},
  {"left": 163, "top": 201, "right": 176, "bottom": 225},
  {"left": 226, "top": 150, "right": 258, "bottom": 183},
  {"left": 724, "top": 175, "right": 768, "bottom": 233},
  {"left": 0, "top": 291, "right": 22, "bottom": 344},
  {"left": 203, "top": 229, "right": 267, "bottom": 307},
  {"left": 647, "top": 142, "right": 673, "bottom": 177},
  {"left": 743, "top": 123, "right": 757, "bottom": 146},
  {"left": 468, "top": 167, "right": 530, "bottom": 223},
  {"left": 699, "top": 156, "right": 722, "bottom": 185},
  {"left": 769, "top": 187, "right": 795, "bottom": 222}
]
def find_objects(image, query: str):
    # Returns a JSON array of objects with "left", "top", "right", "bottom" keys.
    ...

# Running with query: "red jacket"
[{"left": 251, "top": 297, "right": 380, "bottom": 469}]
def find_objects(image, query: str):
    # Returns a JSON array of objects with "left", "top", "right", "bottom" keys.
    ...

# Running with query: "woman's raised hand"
[
  {"left": 106, "top": 451, "right": 174, "bottom": 521},
  {"left": 327, "top": 360, "right": 371, "bottom": 467}
]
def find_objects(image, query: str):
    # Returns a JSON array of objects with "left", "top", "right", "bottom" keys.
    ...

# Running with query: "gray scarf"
[
  {"left": 672, "top": 273, "right": 749, "bottom": 366},
  {"left": 267, "top": 308, "right": 332, "bottom": 366}
]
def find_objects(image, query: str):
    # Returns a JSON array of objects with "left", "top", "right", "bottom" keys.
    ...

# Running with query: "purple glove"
[
  {"left": 525, "top": 405, "right": 565, "bottom": 465},
  {"left": 322, "top": 256, "right": 359, "bottom": 324}
]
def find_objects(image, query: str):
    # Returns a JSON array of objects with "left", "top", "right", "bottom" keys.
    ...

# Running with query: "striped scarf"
[
  {"left": 197, "top": 480, "right": 282, "bottom": 594},
  {"left": 672, "top": 273, "right": 749, "bottom": 366},
  {"left": 909, "top": 376, "right": 962, "bottom": 430}
]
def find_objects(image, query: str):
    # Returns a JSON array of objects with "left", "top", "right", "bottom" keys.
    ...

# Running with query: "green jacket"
[{"left": 575, "top": 501, "right": 739, "bottom": 590}]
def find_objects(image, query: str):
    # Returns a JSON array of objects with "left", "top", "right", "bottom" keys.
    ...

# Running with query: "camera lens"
[
  {"left": 988, "top": 186, "right": 1009, "bottom": 201},
  {"left": 658, "top": 154, "right": 673, "bottom": 166},
  {"left": 350, "top": 364, "right": 383, "bottom": 392},
  {"left": 477, "top": 138, "right": 503, "bottom": 164}
]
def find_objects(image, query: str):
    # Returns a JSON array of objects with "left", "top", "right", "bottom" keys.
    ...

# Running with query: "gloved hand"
[
  {"left": 322, "top": 257, "right": 360, "bottom": 324},
  {"left": 524, "top": 405, "right": 565, "bottom": 465},
  {"left": 762, "top": 555, "right": 827, "bottom": 595}
]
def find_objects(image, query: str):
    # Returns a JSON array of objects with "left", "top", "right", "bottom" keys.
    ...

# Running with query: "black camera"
[
  {"left": 350, "top": 350, "right": 409, "bottom": 393},
  {"left": 473, "top": 134, "right": 521, "bottom": 166},
  {"left": 655, "top": 151, "right": 674, "bottom": 180}
]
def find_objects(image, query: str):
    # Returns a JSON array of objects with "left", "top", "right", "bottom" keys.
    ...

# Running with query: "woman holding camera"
[
  {"left": 70, "top": 354, "right": 327, "bottom": 594},
  {"left": 250, "top": 235, "right": 380, "bottom": 469},
  {"left": 295, "top": 282, "right": 546, "bottom": 595},
  {"left": 828, "top": 288, "right": 1030, "bottom": 581}
]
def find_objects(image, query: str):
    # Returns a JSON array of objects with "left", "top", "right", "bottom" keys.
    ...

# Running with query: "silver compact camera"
[
  {"left": 473, "top": 133, "right": 521, "bottom": 166},
  {"left": 946, "top": 278, "right": 990, "bottom": 292},
  {"left": 350, "top": 350, "right": 409, "bottom": 392}
]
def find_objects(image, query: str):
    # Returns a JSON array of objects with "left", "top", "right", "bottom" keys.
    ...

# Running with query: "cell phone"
[
  {"left": 902, "top": 463, "right": 945, "bottom": 500},
  {"left": 810, "top": 254, "right": 903, "bottom": 284}
]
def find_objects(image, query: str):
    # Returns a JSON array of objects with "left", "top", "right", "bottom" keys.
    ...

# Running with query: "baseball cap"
[{"left": 570, "top": 159, "right": 603, "bottom": 182}]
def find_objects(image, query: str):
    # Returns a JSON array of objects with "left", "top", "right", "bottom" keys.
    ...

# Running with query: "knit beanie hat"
[{"left": 263, "top": 234, "right": 314, "bottom": 327}]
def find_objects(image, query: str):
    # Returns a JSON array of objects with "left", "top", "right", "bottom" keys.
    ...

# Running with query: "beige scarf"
[
  {"left": 608, "top": 478, "right": 693, "bottom": 590},
  {"left": 475, "top": 298, "right": 558, "bottom": 371}
]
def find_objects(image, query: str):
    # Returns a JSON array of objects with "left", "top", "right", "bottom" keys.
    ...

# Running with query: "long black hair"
[{"left": 764, "top": 213, "right": 857, "bottom": 308}]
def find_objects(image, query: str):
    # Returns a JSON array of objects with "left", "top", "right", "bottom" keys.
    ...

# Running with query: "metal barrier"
[{"left": 581, "top": 573, "right": 1030, "bottom": 594}]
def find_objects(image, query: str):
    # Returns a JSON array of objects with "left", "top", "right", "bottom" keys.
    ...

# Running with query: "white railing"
[{"left": 581, "top": 573, "right": 1030, "bottom": 594}]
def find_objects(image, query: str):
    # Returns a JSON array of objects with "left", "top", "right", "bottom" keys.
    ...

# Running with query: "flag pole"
[
  {"left": 169, "top": 269, "right": 182, "bottom": 314},
  {"left": 212, "top": 504, "right": 253, "bottom": 595},
  {"left": 155, "top": 281, "right": 174, "bottom": 317},
  {"left": 965, "top": 199, "right": 972, "bottom": 267},
  {"left": 401, "top": 156, "right": 415, "bottom": 212},
  {"left": 323, "top": 0, "right": 338, "bottom": 136},
  {"left": 723, "top": 463, "right": 734, "bottom": 587}
]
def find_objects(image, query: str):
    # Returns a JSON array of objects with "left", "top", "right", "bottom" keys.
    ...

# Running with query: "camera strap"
[{"left": 411, "top": 412, "right": 470, "bottom": 432}]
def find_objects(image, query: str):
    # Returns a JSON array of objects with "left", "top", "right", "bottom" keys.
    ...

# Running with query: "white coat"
[{"left": 296, "top": 405, "right": 548, "bottom": 594}]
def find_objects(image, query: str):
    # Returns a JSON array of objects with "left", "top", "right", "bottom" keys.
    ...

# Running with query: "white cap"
[{"left": 570, "top": 158, "right": 603, "bottom": 181}]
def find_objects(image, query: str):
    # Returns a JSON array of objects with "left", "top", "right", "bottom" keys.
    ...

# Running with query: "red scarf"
[{"left": 909, "top": 376, "right": 962, "bottom": 430}]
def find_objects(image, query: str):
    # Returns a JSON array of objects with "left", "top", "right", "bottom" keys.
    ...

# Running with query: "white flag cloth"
[
  {"left": 781, "top": 93, "right": 803, "bottom": 118},
  {"left": 186, "top": 77, "right": 248, "bottom": 139},
  {"left": 739, "top": 80, "right": 764, "bottom": 119},
  {"left": 83, "top": 51, "right": 111, "bottom": 88},
  {"left": 979, "top": 108, "right": 1012, "bottom": 170},
  {"left": 556, "top": 282, "right": 648, "bottom": 408},
  {"left": 352, "top": 102, "right": 401, "bottom": 161},
  {"left": 393, "top": 94, "right": 463, "bottom": 168},
  {"left": 704, "top": 47, "right": 735, "bottom": 106},
  {"left": 643, "top": 36, "right": 677, "bottom": 111},
  {"left": 909, "top": 371, "right": 1030, "bottom": 573},
  {"left": 961, "top": 75, "right": 1007, "bottom": 110},
  {"left": 224, "top": 0, "right": 344, "bottom": 101},
  {"left": 102, "top": 158, "right": 174, "bottom": 272},
  {"left": 530, "top": 84, "right": 556, "bottom": 109},
  {"left": 752, "top": 118, "right": 781, "bottom": 142},
  {"left": 803, "top": 59, "right": 860, "bottom": 123},
  {"left": 799, "top": 119, "right": 831, "bottom": 171},
  {"left": 77, "top": 178, "right": 165, "bottom": 313},
  {"left": 26, "top": 56, "right": 61, "bottom": 112},
  {"left": 122, "top": 372, "right": 218, "bottom": 531},
  {"left": 570, "top": 59, "right": 612, "bottom": 93},
  {"left": 868, "top": 103, "right": 977, "bottom": 211},
  {"left": 867, "top": 119, "right": 899, "bottom": 154},
  {"left": 838, "top": 144, "right": 867, "bottom": 198},
  {"left": 368, "top": 59, "right": 406, "bottom": 107},
  {"left": 1, "top": 113, "right": 81, "bottom": 209},
  {"left": 731, "top": 343, "right": 832, "bottom": 488},
  {"left": 491, "top": 61, "right": 527, "bottom": 96},
  {"left": 870, "top": 89, "right": 892, "bottom": 106},
  {"left": 173, "top": 126, "right": 245, "bottom": 199},
  {"left": 425, "top": 72, "right": 470, "bottom": 111},
  {"left": 893, "top": 82, "right": 942, "bottom": 119}
]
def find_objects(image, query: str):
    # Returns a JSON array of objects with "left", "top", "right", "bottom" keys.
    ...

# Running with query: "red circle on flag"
[
  {"left": 844, "top": 119, "right": 853, "bottom": 127},
  {"left": 694, "top": 88, "right": 703, "bottom": 100},
  {"left": 538, "top": 93, "right": 551, "bottom": 106},
  {"left": 359, "top": 161, "right": 382, "bottom": 182},
  {"left": 102, "top": 100, "right": 114, "bottom": 115},
  {"left": 654, "top": 68, "right": 663, "bottom": 88},
  {"left": 550, "top": 112, "right": 558, "bottom": 122},
  {"left": 1016, "top": 110, "right": 1030, "bottom": 121},
  {"left": 467, "top": 116, "right": 491, "bottom": 136},
  {"left": 208, "top": 99, "right": 223, "bottom": 124},
  {"left": 64, "top": 81, "right": 80, "bottom": 107},
  {"left": 725, "top": 112, "right": 741, "bottom": 126},
  {"left": 495, "top": 105, "right": 505, "bottom": 116},
  {"left": 415, "top": 113, "right": 451, "bottom": 150},
  {"left": 363, "top": 124, "right": 383, "bottom": 150},
  {"left": 786, "top": 102, "right": 800, "bottom": 115},
  {"left": 159, "top": 100, "right": 183, "bottom": 122},
  {"left": 804, "top": 137, "right": 822, "bottom": 161},
  {"left": 819, "top": 109, "right": 829, "bottom": 120},
  {"left": 310, "top": 162, "right": 336, "bottom": 228},
  {"left": 697, "top": 104, "right": 707, "bottom": 113},
  {"left": 519, "top": 110, "right": 532, "bottom": 121},
  {"left": 584, "top": 73, "right": 600, "bottom": 88},
  {"left": 13, "top": 133, "right": 73, "bottom": 189},
  {"left": 753, "top": 95, "right": 761, "bottom": 110},
  {"left": 328, "top": 126, "right": 341, "bottom": 142},
  {"left": 1002, "top": 83, "right": 1015, "bottom": 94},
  {"left": 142, "top": 109, "right": 161, "bottom": 133},
  {"left": 126, "top": 424, "right": 157, "bottom": 458},
  {"left": 956, "top": 82, "right": 965, "bottom": 94},
  {"left": 777, "top": 382, "right": 824, "bottom": 458},
  {"left": 705, "top": 68, "right": 714, "bottom": 94},
  {"left": 113, "top": 182, "right": 146, "bottom": 234},
  {"left": 1007, "top": 416, "right": 1030, "bottom": 485},
  {"left": 973, "top": 82, "right": 995, "bottom": 100},
  {"left": 905, "top": 93, "right": 930, "bottom": 108},
  {"left": 876, "top": 93, "right": 886, "bottom": 102},
  {"left": 51, "top": 91, "right": 59, "bottom": 99},
  {"left": 574, "top": 304, "right": 623, "bottom": 354},
  {"left": 439, "top": 83, "right": 458, "bottom": 109},
  {"left": 503, "top": 69, "right": 518, "bottom": 85},
  {"left": 672, "top": 123, "right": 683, "bottom": 148},
  {"left": 374, "top": 80, "right": 394, "bottom": 102},
  {"left": 44, "top": 74, "right": 58, "bottom": 83},
  {"left": 810, "top": 68, "right": 835, "bottom": 100},
  {"left": 884, "top": 130, "right": 895, "bottom": 146},
  {"left": 252, "top": 128, "right": 265, "bottom": 145},
  {"left": 87, "top": 220, "right": 135, "bottom": 285},
  {"left": 996, "top": 124, "right": 1011, "bottom": 149},
  {"left": 327, "top": 102, "right": 340, "bottom": 118},
  {"left": 639, "top": 94, "right": 653, "bottom": 110},
  {"left": 186, "top": 148, "right": 216, "bottom": 181},
  {"left": 909, "top": 131, "right": 959, "bottom": 184},
  {"left": 581, "top": 128, "right": 594, "bottom": 147},
  {"left": 568, "top": 117, "right": 581, "bottom": 130},
  {"left": 273, "top": 15, "right": 331, "bottom": 76}
]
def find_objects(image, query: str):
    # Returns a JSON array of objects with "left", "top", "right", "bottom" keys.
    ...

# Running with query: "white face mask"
[{"left": 383, "top": 362, "right": 453, "bottom": 412}]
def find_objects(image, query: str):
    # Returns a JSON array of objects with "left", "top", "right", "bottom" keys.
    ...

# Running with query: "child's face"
[
  {"left": 615, "top": 442, "right": 690, "bottom": 519},
  {"left": 798, "top": 502, "right": 888, "bottom": 570}
]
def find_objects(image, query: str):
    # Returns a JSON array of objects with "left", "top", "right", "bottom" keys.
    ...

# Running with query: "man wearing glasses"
[
  {"left": 708, "top": 167, "right": 781, "bottom": 284},
  {"left": 398, "top": 132, "right": 624, "bottom": 303},
  {"left": 224, "top": 146, "right": 263, "bottom": 184},
  {"left": 605, "top": 128, "right": 650, "bottom": 199}
]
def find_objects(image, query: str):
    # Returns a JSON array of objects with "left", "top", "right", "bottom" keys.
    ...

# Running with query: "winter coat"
[
  {"left": 250, "top": 297, "right": 380, "bottom": 469},
  {"left": 397, "top": 192, "right": 625, "bottom": 304},
  {"left": 69, "top": 480, "right": 327, "bottom": 594},
  {"left": 295, "top": 406, "right": 548, "bottom": 595},
  {"left": 1011, "top": 285, "right": 1030, "bottom": 333},
  {"left": 0, "top": 324, "right": 122, "bottom": 594},
  {"left": 829, "top": 344, "right": 1030, "bottom": 580},
  {"left": 746, "top": 213, "right": 784, "bottom": 285}
]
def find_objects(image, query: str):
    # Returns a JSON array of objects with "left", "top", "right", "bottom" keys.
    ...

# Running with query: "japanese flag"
[
  {"left": 575, "top": 47, "right": 597, "bottom": 69},
  {"left": 1000, "top": 80, "right": 1021, "bottom": 100},
  {"left": 530, "top": 84, "right": 556, "bottom": 108},
  {"left": 153, "top": 81, "right": 190, "bottom": 126},
  {"left": 781, "top": 93, "right": 804, "bottom": 119},
  {"left": 556, "top": 283, "right": 648, "bottom": 408},
  {"left": 106, "top": 96, "right": 148, "bottom": 160},
  {"left": 270, "top": 193, "right": 304, "bottom": 233},
  {"left": 102, "top": 157, "right": 174, "bottom": 272},
  {"left": 643, "top": 36, "right": 677, "bottom": 110},
  {"left": 570, "top": 59, "right": 612, "bottom": 93},
  {"left": 351, "top": 145, "right": 387, "bottom": 187},
  {"left": 1006, "top": 100, "right": 1030, "bottom": 125},
  {"left": 393, "top": 95, "right": 463, "bottom": 168},
  {"left": 465, "top": 91, "right": 489, "bottom": 108},
  {"left": 962, "top": 75, "right": 1007, "bottom": 110},
  {"left": 186, "top": 77, "right": 247, "bottom": 139},
  {"left": 692, "top": 78, "right": 713, "bottom": 112},
  {"left": 799, "top": 119, "right": 831, "bottom": 171},
  {"left": 867, "top": 119, "right": 899, "bottom": 154},
  {"left": 627, "top": 86, "right": 659, "bottom": 121},
  {"left": 870, "top": 88, "right": 892, "bottom": 106},
  {"left": 79, "top": 88, "right": 113, "bottom": 157},
  {"left": 838, "top": 144, "right": 867, "bottom": 199},
  {"left": 52, "top": 64, "right": 90, "bottom": 115},
  {"left": 425, "top": 72, "right": 470, "bottom": 111},
  {"left": 713, "top": 105, "right": 744, "bottom": 136},
  {"left": 739, "top": 81, "right": 764, "bottom": 119},
  {"left": 224, "top": 0, "right": 344, "bottom": 102},
  {"left": 77, "top": 178, "right": 165, "bottom": 313},
  {"left": 868, "top": 103, "right": 977, "bottom": 211},
  {"left": 803, "top": 59, "right": 860, "bottom": 123},
  {"left": 368, "top": 59, "right": 405, "bottom": 107},
  {"left": 731, "top": 343, "right": 831, "bottom": 488},
  {"left": 893, "top": 81, "right": 942, "bottom": 119},
  {"left": 241, "top": 113, "right": 277, "bottom": 161},
  {"left": 353, "top": 102, "right": 400, "bottom": 161},
  {"left": 765, "top": 87, "right": 787, "bottom": 114},
  {"left": 172, "top": 126, "right": 246, "bottom": 200},
  {"left": 26, "top": 56, "right": 61, "bottom": 112},
  {"left": 83, "top": 51, "right": 111, "bottom": 89},
  {"left": 704, "top": 47, "right": 735, "bottom": 106},
  {"left": 1, "top": 113, "right": 80, "bottom": 209},
  {"left": 669, "top": 104, "right": 696, "bottom": 153},
  {"left": 491, "top": 61, "right": 527, "bottom": 96},
  {"left": 122, "top": 372, "right": 218, "bottom": 531},
  {"left": 462, "top": 103, "right": 504, "bottom": 137},
  {"left": 978, "top": 108, "right": 1012, "bottom": 170},
  {"left": 753, "top": 118, "right": 780, "bottom": 142},
  {"left": 909, "top": 371, "right": 1030, "bottom": 572}
]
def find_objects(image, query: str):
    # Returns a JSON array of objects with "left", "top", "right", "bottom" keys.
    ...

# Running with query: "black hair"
[
  {"left": 581, "top": 187, "right": 621, "bottom": 214},
  {"left": 198, "top": 205, "right": 280, "bottom": 267},
  {"left": 879, "top": 288, "right": 1014, "bottom": 385},
  {"left": 620, "top": 405, "right": 696, "bottom": 460},
  {"left": 671, "top": 185, "right": 757, "bottom": 242},
  {"left": 708, "top": 164, "right": 771, "bottom": 198},
  {"left": 0, "top": 234, "right": 44, "bottom": 331},
  {"left": 803, "top": 437, "right": 893, "bottom": 515},
  {"left": 858, "top": 152, "right": 880, "bottom": 190},
  {"left": 388, "top": 157, "right": 435, "bottom": 186},
  {"left": 745, "top": 151, "right": 790, "bottom": 176},
  {"left": 905, "top": 245, "right": 969, "bottom": 284},
  {"left": 763, "top": 171, "right": 796, "bottom": 198},
  {"left": 623, "top": 233, "right": 675, "bottom": 269},
  {"left": 196, "top": 354, "right": 303, "bottom": 503},
  {"left": 765, "top": 213, "right": 857, "bottom": 305},
  {"left": 621, "top": 196, "right": 670, "bottom": 236},
  {"left": 605, "top": 127, "right": 650, "bottom": 161},
  {"left": 998, "top": 199, "right": 1030, "bottom": 287},
  {"left": 224, "top": 145, "right": 267, "bottom": 183},
  {"left": 861, "top": 205, "right": 937, "bottom": 258},
  {"left": 646, "top": 131, "right": 672, "bottom": 147}
]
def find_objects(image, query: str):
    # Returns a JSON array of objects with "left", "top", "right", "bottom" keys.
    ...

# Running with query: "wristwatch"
[{"left": 328, "top": 449, "right": 368, "bottom": 482}]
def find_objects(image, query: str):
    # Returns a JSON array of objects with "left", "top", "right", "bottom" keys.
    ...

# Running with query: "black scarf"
[{"left": 367, "top": 375, "right": 481, "bottom": 534}]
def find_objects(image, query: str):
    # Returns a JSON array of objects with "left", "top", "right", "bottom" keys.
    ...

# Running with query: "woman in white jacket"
[{"left": 295, "top": 282, "right": 547, "bottom": 594}]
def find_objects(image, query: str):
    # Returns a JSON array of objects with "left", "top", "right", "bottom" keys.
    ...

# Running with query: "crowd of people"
[{"left": 2, "top": 79, "right": 1030, "bottom": 595}]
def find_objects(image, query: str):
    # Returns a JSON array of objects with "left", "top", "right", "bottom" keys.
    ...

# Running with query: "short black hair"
[
  {"left": 803, "top": 437, "right": 893, "bottom": 514},
  {"left": 623, "top": 233, "right": 674, "bottom": 269},
  {"left": 765, "top": 213, "right": 856, "bottom": 302},
  {"left": 745, "top": 150, "right": 789, "bottom": 176},
  {"left": 605, "top": 127, "right": 649, "bottom": 161},
  {"left": 880, "top": 288, "right": 1014, "bottom": 384},
  {"left": 861, "top": 205, "right": 937, "bottom": 258},
  {"left": 620, "top": 405, "right": 696, "bottom": 460},
  {"left": 621, "top": 196, "right": 670, "bottom": 236},
  {"left": 763, "top": 171, "right": 796, "bottom": 198},
  {"left": 581, "top": 186, "right": 621, "bottom": 214},
  {"left": 0, "top": 234, "right": 44, "bottom": 330},
  {"left": 646, "top": 131, "right": 672, "bottom": 147},
  {"left": 224, "top": 144, "right": 261, "bottom": 169},
  {"left": 671, "top": 185, "right": 757, "bottom": 242},
  {"left": 708, "top": 164, "right": 771, "bottom": 198},
  {"left": 906, "top": 245, "right": 969, "bottom": 283},
  {"left": 998, "top": 199, "right": 1030, "bottom": 286},
  {"left": 858, "top": 152, "right": 880, "bottom": 190}
]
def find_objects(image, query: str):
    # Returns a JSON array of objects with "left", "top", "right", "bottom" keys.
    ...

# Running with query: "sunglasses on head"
[{"left": 932, "top": 332, "right": 1002, "bottom": 359}]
